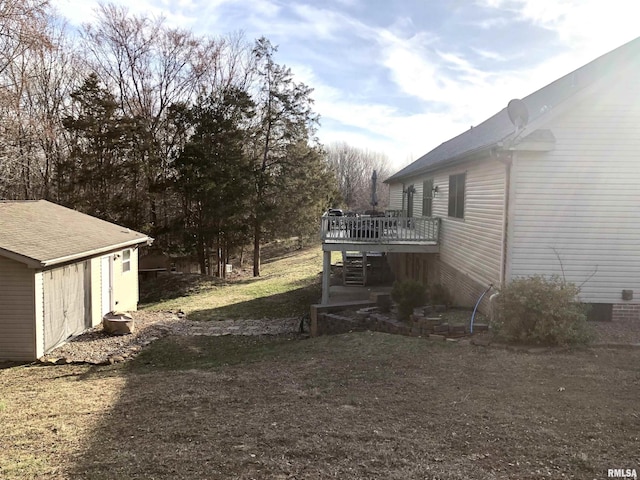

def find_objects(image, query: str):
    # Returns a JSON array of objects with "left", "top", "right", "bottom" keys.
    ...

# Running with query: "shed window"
[
  {"left": 448, "top": 173, "right": 465, "bottom": 219},
  {"left": 122, "top": 249, "right": 131, "bottom": 273}
]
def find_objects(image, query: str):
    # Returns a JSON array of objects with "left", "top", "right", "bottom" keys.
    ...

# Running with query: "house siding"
[
  {"left": 389, "top": 182, "right": 403, "bottom": 211},
  {"left": 386, "top": 157, "right": 506, "bottom": 309},
  {"left": 434, "top": 157, "right": 506, "bottom": 301},
  {"left": 508, "top": 68, "right": 640, "bottom": 309},
  {"left": 0, "top": 256, "right": 36, "bottom": 360}
]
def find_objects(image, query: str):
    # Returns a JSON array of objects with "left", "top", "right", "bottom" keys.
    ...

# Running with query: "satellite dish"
[{"left": 507, "top": 99, "right": 529, "bottom": 129}]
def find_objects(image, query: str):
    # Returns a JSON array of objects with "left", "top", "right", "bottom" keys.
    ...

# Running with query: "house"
[
  {"left": 379, "top": 36, "right": 640, "bottom": 321},
  {"left": 0, "top": 200, "right": 151, "bottom": 361}
]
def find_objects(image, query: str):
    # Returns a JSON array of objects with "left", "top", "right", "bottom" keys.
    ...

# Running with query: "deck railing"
[{"left": 320, "top": 215, "right": 440, "bottom": 244}]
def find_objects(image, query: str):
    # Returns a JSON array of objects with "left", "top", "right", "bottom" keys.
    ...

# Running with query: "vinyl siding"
[
  {"left": 508, "top": 68, "right": 640, "bottom": 303},
  {"left": 433, "top": 158, "right": 506, "bottom": 287},
  {"left": 90, "top": 257, "right": 102, "bottom": 326},
  {"left": 388, "top": 182, "right": 403, "bottom": 210},
  {"left": 0, "top": 256, "right": 36, "bottom": 360},
  {"left": 387, "top": 181, "right": 427, "bottom": 216}
]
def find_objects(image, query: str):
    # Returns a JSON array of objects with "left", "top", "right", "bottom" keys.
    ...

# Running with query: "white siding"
[
  {"left": 388, "top": 182, "right": 403, "bottom": 210},
  {"left": 90, "top": 257, "right": 102, "bottom": 327},
  {"left": 393, "top": 158, "right": 506, "bottom": 287},
  {"left": 508, "top": 68, "right": 640, "bottom": 303},
  {"left": 387, "top": 180, "right": 426, "bottom": 216},
  {"left": 413, "top": 181, "right": 424, "bottom": 217},
  {"left": 433, "top": 158, "right": 506, "bottom": 287},
  {"left": 0, "top": 256, "right": 36, "bottom": 360}
]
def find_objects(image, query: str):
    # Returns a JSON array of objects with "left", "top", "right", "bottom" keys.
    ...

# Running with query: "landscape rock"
[{"left": 103, "top": 312, "right": 135, "bottom": 335}]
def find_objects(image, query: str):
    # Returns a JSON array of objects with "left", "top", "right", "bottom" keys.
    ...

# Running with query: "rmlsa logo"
[{"left": 608, "top": 469, "right": 638, "bottom": 479}]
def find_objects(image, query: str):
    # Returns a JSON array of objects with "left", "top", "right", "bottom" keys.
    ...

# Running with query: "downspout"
[
  {"left": 494, "top": 149, "right": 513, "bottom": 287},
  {"left": 492, "top": 149, "right": 513, "bottom": 323}
]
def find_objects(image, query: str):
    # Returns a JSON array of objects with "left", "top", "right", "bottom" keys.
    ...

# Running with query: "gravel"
[
  {"left": 38, "top": 308, "right": 639, "bottom": 366},
  {"left": 39, "top": 311, "right": 302, "bottom": 365}
]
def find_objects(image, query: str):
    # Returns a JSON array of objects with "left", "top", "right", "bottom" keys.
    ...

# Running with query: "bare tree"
[
  {"left": 0, "top": 0, "right": 72, "bottom": 200},
  {"left": 324, "top": 142, "right": 391, "bottom": 212},
  {"left": 79, "top": 4, "right": 255, "bottom": 241},
  {"left": 0, "top": 0, "right": 50, "bottom": 76}
]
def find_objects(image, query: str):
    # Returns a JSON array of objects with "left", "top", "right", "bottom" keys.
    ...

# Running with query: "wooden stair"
[{"left": 343, "top": 252, "right": 365, "bottom": 286}]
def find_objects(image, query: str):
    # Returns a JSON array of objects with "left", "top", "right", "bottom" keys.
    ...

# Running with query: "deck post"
[{"left": 321, "top": 250, "right": 331, "bottom": 304}]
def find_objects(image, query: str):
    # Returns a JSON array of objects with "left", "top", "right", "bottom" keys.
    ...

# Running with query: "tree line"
[{"left": 0, "top": 1, "right": 393, "bottom": 276}]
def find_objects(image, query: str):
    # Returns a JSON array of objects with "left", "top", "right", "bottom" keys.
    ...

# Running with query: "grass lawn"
[
  {"left": 1, "top": 246, "right": 638, "bottom": 479},
  {"left": 139, "top": 245, "right": 326, "bottom": 321},
  {"left": 1, "top": 334, "right": 638, "bottom": 479}
]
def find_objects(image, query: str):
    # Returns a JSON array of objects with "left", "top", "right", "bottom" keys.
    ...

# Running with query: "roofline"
[
  {"left": 0, "top": 248, "right": 42, "bottom": 268},
  {"left": 0, "top": 236, "right": 152, "bottom": 268},
  {"left": 384, "top": 143, "right": 495, "bottom": 183},
  {"left": 386, "top": 37, "right": 640, "bottom": 185}
]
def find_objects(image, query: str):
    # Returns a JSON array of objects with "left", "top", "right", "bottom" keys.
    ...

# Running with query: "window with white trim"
[{"left": 122, "top": 249, "right": 131, "bottom": 273}]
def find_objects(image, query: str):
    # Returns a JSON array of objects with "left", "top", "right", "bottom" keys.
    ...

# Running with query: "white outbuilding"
[{"left": 0, "top": 200, "right": 151, "bottom": 361}]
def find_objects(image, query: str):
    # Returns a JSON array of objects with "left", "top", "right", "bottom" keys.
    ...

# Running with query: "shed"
[{"left": 0, "top": 200, "right": 151, "bottom": 361}]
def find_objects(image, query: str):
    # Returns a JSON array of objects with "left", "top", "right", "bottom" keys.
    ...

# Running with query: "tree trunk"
[
  {"left": 253, "top": 218, "right": 261, "bottom": 277},
  {"left": 197, "top": 234, "right": 206, "bottom": 275}
]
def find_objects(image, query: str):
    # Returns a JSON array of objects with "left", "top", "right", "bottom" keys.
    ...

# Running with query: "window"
[
  {"left": 448, "top": 173, "right": 465, "bottom": 218},
  {"left": 122, "top": 249, "right": 131, "bottom": 273},
  {"left": 422, "top": 179, "right": 433, "bottom": 217}
]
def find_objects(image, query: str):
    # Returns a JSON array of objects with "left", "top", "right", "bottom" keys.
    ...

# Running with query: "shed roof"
[
  {"left": 0, "top": 200, "right": 151, "bottom": 268},
  {"left": 386, "top": 36, "right": 640, "bottom": 182}
]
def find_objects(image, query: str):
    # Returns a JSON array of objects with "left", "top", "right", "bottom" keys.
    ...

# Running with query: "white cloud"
[
  {"left": 479, "top": 0, "right": 639, "bottom": 55},
  {"left": 49, "top": 0, "right": 640, "bottom": 173}
]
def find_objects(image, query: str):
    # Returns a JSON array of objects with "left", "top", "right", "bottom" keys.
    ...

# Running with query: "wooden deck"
[{"left": 320, "top": 215, "right": 440, "bottom": 253}]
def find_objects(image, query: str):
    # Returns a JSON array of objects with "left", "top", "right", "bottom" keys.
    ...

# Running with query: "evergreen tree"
[
  {"left": 173, "top": 87, "right": 255, "bottom": 275},
  {"left": 249, "top": 37, "right": 327, "bottom": 276},
  {"left": 60, "top": 73, "right": 142, "bottom": 226}
]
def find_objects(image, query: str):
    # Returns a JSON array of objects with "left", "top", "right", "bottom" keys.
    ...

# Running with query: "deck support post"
[{"left": 321, "top": 250, "right": 331, "bottom": 304}]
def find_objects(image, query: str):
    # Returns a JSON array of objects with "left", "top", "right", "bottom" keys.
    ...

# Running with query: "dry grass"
[
  {"left": 2, "top": 246, "right": 639, "bottom": 478},
  {"left": 2, "top": 333, "right": 639, "bottom": 479},
  {"left": 140, "top": 246, "right": 323, "bottom": 321}
]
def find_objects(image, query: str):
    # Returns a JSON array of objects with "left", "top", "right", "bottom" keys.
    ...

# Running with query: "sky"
[{"left": 51, "top": 0, "right": 639, "bottom": 171}]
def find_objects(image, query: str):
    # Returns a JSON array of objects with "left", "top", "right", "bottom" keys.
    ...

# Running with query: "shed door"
[
  {"left": 43, "top": 261, "right": 91, "bottom": 352},
  {"left": 101, "top": 255, "right": 112, "bottom": 316}
]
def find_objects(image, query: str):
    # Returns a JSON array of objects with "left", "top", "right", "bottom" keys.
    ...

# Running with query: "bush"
[
  {"left": 391, "top": 280, "right": 427, "bottom": 321},
  {"left": 492, "top": 275, "right": 592, "bottom": 346}
]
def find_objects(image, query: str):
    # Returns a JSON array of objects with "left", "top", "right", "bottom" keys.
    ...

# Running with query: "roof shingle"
[{"left": 0, "top": 200, "right": 150, "bottom": 267}]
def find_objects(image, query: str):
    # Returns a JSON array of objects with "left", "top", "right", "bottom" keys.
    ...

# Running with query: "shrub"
[
  {"left": 391, "top": 280, "right": 427, "bottom": 321},
  {"left": 492, "top": 275, "right": 592, "bottom": 346}
]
